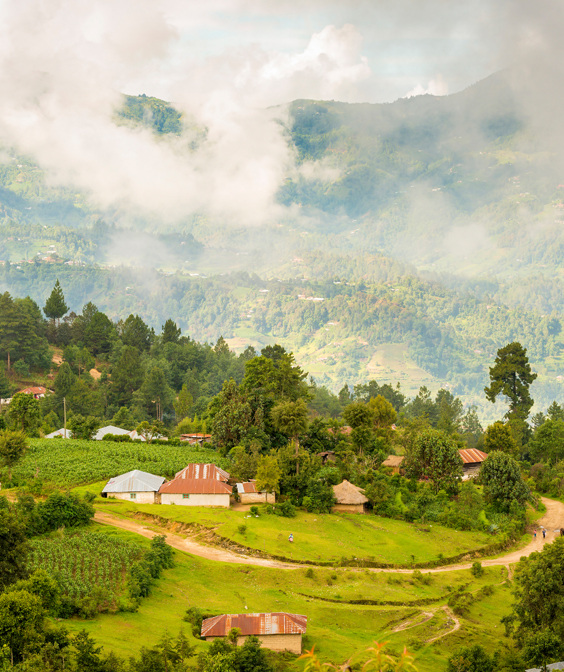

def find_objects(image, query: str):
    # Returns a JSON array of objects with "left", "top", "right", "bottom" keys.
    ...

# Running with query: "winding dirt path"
[{"left": 94, "top": 496, "right": 564, "bottom": 573}]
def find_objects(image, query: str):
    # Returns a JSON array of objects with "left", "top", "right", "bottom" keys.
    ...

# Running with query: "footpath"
[{"left": 94, "top": 496, "right": 564, "bottom": 573}]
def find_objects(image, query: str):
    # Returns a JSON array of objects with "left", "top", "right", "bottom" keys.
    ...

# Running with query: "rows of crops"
[
  {"left": 13, "top": 439, "right": 230, "bottom": 486},
  {"left": 29, "top": 531, "right": 142, "bottom": 601}
]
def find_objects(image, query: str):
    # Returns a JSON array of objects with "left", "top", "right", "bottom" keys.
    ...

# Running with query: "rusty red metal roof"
[
  {"left": 236, "top": 482, "right": 257, "bottom": 494},
  {"left": 327, "top": 426, "right": 352, "bottom": 436},
  {"left": 201, "top": 613, "right": 307, "bottom": 637},
  {"left": 459, "top": 449, "right": 488, "bottom": 464},
  {"left": 159, "top": 478, "right": 232, "bottom": 495},
  {"left": 18, "top": 386, "right": 47, "bottom": 395},
  {"left": 174, "top": 463, "right": 230, "bottom": 481}
]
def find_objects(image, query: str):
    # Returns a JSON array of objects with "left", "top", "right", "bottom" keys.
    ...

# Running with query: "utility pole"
[{"left": 63, "top": 397, "right": 67, "bottom": 439}]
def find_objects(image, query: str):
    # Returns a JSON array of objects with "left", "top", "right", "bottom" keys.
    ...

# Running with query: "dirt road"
[{"left": 94, "top": 496, "right": 564, "bottom": 573}]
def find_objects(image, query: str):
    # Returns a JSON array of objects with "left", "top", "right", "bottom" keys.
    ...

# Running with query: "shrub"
[
  {"left": 250, "top": 506, "right": 259, "bottom": 515},
  {"left": 237, "top": 524, "right": 247, "bottom": 535},
  {"left": 471, "top": 561, "right": 484, "bottom": 578},
  {"left": 305, "top": 568, "right": 314, "bottom": 579}
]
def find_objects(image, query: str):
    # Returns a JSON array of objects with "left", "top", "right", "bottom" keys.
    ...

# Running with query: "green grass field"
[
  {"left": 12, "top": 439, "right": 229, "bottom": 487},
  {"left": 63, "top": 522, "right": 514, "bottom": 672},
  {"left": 95, "top": 497, "right": 493, "bottom": 567}
]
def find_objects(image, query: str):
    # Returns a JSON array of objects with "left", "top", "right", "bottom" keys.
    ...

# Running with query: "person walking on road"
[
  {"left": 533, "top": 529, "right": 537, "bottom": 540},
  {"left": 542, "top": 528, "right": 546, "bottom": 539}
]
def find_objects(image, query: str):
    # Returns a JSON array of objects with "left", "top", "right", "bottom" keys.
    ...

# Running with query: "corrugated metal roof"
[
  {"left": 201, "top": 613, "right": 307, "bottom": 637},
  {"left": 174, "top": 463, "right": 230, "bottom": 481},
  {"left": 102, "top": 470, "right": 165, "bottom": 493},
  {"left": 19, "top": 386, "right": 47, "bottom": 395},
  {"left": 527, "top": 663, "right": 564, "bottom": 672},
  {"left": 45, "top": 428, "right": 72, "bottom": 439},
  {"left": 159, "top": 478, "right": 232, "bottom": 495},
  {"left": 95, "top": 425, "right": 131, "bottom": 441},
  {"left": 459, "top": 449, "right": 488, "bottom": 464},
  {"left": 236, "top": 482, "right": 257, "bottom": 494}
]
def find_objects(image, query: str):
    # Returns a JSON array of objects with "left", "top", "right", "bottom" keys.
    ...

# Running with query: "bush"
[
  {"left": 305, "top": 568, "right": 314, "bottom": 579},
  {"left": 250, "top": 506, "right": 259, "bottom": 515},
  {"left": 237, "top": 524, "right": 247, "bottom": 535},
  {"left": 471, "top": 561, "right": 484, "bottom": 577}
]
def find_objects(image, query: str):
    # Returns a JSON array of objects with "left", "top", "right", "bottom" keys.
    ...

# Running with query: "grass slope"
[
  {"left": 65, "top": 522, "right": 514, "bottom": 672},
  {"left": 95, "top": 498, "right": 492, "bottom": 567}
]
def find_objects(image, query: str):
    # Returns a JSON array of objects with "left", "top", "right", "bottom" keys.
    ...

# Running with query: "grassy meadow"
[
  {"left": 94, "top": 497, "right": 493, "bottom": 567},
  {"left": 62, "top": 522, "right": 514, "bottom": 672}
]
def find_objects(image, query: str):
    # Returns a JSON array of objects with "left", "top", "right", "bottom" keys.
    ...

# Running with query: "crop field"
[
  {"left": 67, "top": 523, "right": 514, "bottom": 672},
  {"left": 96, "top": 498, "right": 493, "bottom": 567},
  {"left": 29, "top": 530, "right": 142, "bottom": 602},
  {"left": 12, "top": 439, "right": 229, "bottom": 487}
]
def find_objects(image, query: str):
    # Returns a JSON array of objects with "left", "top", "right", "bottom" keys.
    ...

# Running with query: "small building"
[
  {"left": 159, "top": 478, "right": 232, "bottom": 507},
  {"left": 94, "top": 425, "right": 132, "bottom": 441},
  {"left": 180, "top": 433, "right": 212, "bottom": 446},
  {"left": 327, "top": 425, "right": 353, "bottom": 437},
  {"left": 102, "top": 470, "right": 165, "bottom": 503},
  {"left": 459, "top": 449, "right": 488, "bottom": 479},
  {"left": 236, "top": 481, "right": 275, "bottom": 504},
  {"left": 45, "top": 428, "right": 72, "bottom": 439},
  {"left": 201, "top": 612, "right": 307, "bottom": 654},
  {"left": 332, "top": 479, "right": 369, "bottom": 514},
  {"left": 18, "top": 386, "right": 47, "bottom": 399},
  {"left": 174, "top": 463, "right": 230, "bottom": 481},
  {"left": 382, "top": 455, "right": 405, "bottom": 475},
  {"left": 317, "top": 451, "right": 336, "bottom": 465},
  {"left": 526, "top": 663, "right": 564, "bottom": 672}
]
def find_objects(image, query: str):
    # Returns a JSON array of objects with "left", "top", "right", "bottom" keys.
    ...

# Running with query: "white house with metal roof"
[{"left": 102, "top": 470, "right": 165, "bottom": 503}]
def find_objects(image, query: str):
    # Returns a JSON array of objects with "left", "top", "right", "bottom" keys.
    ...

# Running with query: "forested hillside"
[{"left": 1, "top": 74, "right": 564, "bottom": 411}]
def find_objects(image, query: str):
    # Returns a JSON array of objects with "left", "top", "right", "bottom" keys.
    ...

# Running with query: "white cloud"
[
  {"left": 404, "top": 73, "right": 449, "bottom": 98},
  {"left": 0, "top": 0, "right": 372, "bottom": 225}
]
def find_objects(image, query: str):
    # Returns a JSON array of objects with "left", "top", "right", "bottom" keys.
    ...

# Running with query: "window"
[
  {"left": 182, "top": 494, "right": 190, "bottom": 499},
  {"left": 130, "top": 493, "right": 137, "bottom": 500}
]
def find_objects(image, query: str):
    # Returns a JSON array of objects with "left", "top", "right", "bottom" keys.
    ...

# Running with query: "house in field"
[
  {"left": 236, "top": 481, "right": 275, "bottom": 504},
  {"left": 174, "top": 463, "right": 230, "bottom": 481},
  {"left": 382, "top": 455, "right": 405, "bottom": 475},
  {"left": 459, "top": 449, "right": 488, "bottom": 479},
  {"left": 159, "top": 477, "right": 232, "bottom": 507},
  {"left": 332, "top": 479, "right": 369, "bottom": 514},
  {"left": 201, "top": 612, "right": 307, "bottom": 654},
  {"left": 101, "top": 470, "right": 166, "bottom": 503}
]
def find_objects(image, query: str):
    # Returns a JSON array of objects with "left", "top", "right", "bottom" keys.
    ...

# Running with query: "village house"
[
  {"left": 381, "top": 455, "right": 405, "bottom": 475},
  {"left": 174, "top": 463, "right": 230, "bottom": 481},
  {"left": 317, "top": 450, "right": 336, "bottom": 465},
  {"left": 179, "top": 433, "right": 212, "bottom": 446},
  {"left": 101, "top": 470, "right": 165, "bottom": 503},
  {"left": 459, "top": 448, "right": 488, "bottom": 479},
  {"left": 201, "top": 612, "right": 307, "bottom": 654},
  {"left": 236, "top": 481, "right": 275, "bottom": 504},
  {"left": 332, "top": 479, "right": 369, "bottom": 514},
  {"left": 159, "top": 478, "right": 232, "bottom": 507}
]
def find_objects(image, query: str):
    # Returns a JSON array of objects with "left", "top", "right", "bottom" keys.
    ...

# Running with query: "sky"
[{"left": 0, "top": 0, "right": 559, "bottom": 225}]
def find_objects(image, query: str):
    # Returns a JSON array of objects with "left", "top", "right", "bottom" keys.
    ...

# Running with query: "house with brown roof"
[
  {"left": 179, "top": 433, "right": 212, "bottom": 446},
  {"left": 159, "top": 478, "right": 232, "bottom": 507},
  {"left": 201, "top": 612, "right": 307, "bottom": 654},
  {"left": 174, "top": 463, "right": 230, "bottom": 481},
  {"left": 332, "top": 480, "right": 369, "bottom": 514},
  {"left": 236, "top": 481, "right": 275, "bottom": 504},
  {"left": 459, "top": 449, "right": 488, "bottom": 479}
]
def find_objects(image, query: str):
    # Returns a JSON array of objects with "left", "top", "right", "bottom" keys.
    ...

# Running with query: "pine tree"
[
  {"left": 485, "top": 342, "right": 537, "bottom": 420},
  {"left": 43, "top": 280, "right": 68, "bottom": 326}
]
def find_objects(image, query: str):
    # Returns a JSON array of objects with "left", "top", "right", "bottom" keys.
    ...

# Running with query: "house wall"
[
  {"left": 161, "top": 493, "right": 230, "bottom": 507},
  {"left": 332, "top": 503, "right": 366, "bottom": 514},
  {"left": 206, "top": 634, "right": 302, "bottom": 654},
  {"left": 240, "top": 492, "right": 276, "bottom": 504},
  {"left": 108, "top": 491, "right": 156, "bottom": 504}
]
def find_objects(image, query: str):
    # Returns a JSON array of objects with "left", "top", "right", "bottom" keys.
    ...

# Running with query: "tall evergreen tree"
[
  {"left": 485, "top": 342, "right": 537, "bottom": 420},
  {"left": 161, "top": 319, "right": 181, "bottom": 344},
  {"left": 43, "top": 280, "right": 68, "bottom": 326}
]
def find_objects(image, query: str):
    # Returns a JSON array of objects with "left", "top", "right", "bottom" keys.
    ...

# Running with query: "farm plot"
[
  {"left": 29, "top": 531, "right": 142, "bottom": 602},
  {"left": 12, "top": 439, "right": 229, "bottom": 487}
]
